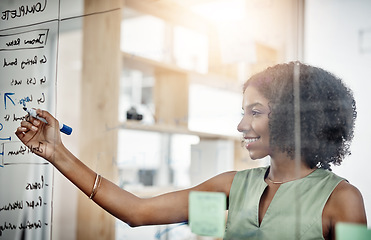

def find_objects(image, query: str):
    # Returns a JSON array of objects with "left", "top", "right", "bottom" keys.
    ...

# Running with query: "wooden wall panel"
[
  {"left": 154, "top": 71, "right": 189, "bottom": 128},
  {"left": 78, "top": 1, "right": 122, "bottom": 239}
]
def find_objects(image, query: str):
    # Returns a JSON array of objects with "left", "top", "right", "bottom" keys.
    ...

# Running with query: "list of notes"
[{"left": 0, "top": 0, "right": 59, "bottom": 239}]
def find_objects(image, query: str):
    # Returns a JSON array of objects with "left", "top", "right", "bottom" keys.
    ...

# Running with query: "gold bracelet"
[
  {"left": 95, "top": 174, "right": 102, "bottom": 198},
  {"left": 89, "top": 174, "right": 101, "bottom": 199}
]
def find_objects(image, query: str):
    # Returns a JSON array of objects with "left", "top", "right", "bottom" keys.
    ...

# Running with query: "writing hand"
[{"left": 15, "top": 109, "right": 62, "bottom": 162}]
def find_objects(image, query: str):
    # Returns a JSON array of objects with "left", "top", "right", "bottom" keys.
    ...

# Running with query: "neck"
[{"left": 268, "top": 153, "right": 314, "bottom": 183}]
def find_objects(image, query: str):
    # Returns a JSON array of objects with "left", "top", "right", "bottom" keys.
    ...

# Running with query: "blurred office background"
[{"left": 53, "top": 0, "right": 371, "bottom": 239}]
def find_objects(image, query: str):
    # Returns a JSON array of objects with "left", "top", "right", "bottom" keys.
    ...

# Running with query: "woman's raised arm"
[{"left": 15, "top": 109, "right": 236, "bottom": 227}]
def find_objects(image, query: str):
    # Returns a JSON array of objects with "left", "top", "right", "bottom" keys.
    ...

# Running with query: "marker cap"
[{"left": 59, "top": 123, "right": 72, "bottom": 135}]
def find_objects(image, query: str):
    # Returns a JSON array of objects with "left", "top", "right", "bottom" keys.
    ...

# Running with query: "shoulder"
[
  {"left": 192, "top": 171, "right": 237, "bottom": 197},
  {"left": 191, "top": 167, "right": 268, "bottom": 197},
  {"left": 326, "top": 180, "right": 367, "bottom": 224}
]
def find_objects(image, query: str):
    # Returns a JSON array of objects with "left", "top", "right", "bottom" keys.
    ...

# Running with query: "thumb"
[{"left": 35, "top": 109, "right": 59, "bottom": 128}]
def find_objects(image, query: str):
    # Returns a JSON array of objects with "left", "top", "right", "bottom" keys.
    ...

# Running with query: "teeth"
[{"left": 244, "top": 138, "right": 259, "bottom": 144}]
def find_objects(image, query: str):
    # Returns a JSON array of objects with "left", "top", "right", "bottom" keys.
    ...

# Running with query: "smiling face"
[{"left": 237, "top": 86, "right": 272, "bottom": 160}]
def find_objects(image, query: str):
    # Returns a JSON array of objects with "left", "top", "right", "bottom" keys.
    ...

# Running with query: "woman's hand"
[{"left": 15, "top": 109, "right": 62, "bottom": 163}]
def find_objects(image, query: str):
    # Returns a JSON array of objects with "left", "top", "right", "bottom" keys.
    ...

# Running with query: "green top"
[{"left": 224, "top": 166, "right": 344, "bottom": 240}]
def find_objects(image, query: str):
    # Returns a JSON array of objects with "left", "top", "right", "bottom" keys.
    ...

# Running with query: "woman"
[{"left": 16, "top": 62, "right": 367, "bottom": 239}]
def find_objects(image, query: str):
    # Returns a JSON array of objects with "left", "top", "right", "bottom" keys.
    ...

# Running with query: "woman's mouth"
[
  {"left": 244, "top": 137, "right": 260, "bottom": 144},
  {"left": 242, "top": 137, "right": 260, "bottom": 148}
]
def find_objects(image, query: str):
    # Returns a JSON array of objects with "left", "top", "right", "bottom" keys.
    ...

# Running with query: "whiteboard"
[{"left": 0, "top": 0, "right": 59, "bottom": 239}]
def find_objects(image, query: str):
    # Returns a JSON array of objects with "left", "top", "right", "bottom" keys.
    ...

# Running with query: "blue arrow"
[
  {"left": 4, "top": 93, "right": 16, "bottom": 109},
  {"left": 0, "top": 137, "right": 11, "bottom": 141}
]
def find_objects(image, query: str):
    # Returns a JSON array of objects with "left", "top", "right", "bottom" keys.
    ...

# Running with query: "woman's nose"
[{"left": 237, "top": 116, "right": 250, "bottom": 133}]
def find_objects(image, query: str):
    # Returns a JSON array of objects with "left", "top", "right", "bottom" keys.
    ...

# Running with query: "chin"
[
  {"left": 248, "top": 151, "right": 269, "bottom": 161},
  {"left": 248, "top": 153, "right": 260, "bottom": 160}
]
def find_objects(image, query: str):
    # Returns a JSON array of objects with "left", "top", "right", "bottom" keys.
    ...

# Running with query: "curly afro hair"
[{"left": 244, "top": 62, "right": 357, "bottom": 170}]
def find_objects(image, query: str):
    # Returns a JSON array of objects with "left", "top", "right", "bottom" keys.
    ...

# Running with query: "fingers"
[
  {"left": 15, "top": 120, "right": 38, "bottom": 135},
  {"left": 15, "top": 120, "right": 38, "bottom": 143},
  {"left": 35, "top": 109, "right": 58, "bottom": 127},
  {"left": 23, "top": 120, "right": 39, "bottom": 131},
  {"left": 15, "top": 108, "right": 54, "bottom": 138}
]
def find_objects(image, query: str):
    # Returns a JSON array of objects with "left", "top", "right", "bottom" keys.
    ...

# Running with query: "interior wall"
[
  {"left": 304, "top": 0, "right": 371, "bottom": 226},
  {"left": 54, "top": 30, "right": 82, "bottom": 240}
]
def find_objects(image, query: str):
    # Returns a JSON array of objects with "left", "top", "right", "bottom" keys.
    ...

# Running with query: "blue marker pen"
[{"left": 23, "top": 107, "right": 72, "bottom": 135}]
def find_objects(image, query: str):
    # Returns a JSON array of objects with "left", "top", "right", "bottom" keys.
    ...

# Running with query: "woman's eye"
[
  {"left": 241, "top": 109, "right": 262, "bottom": 117},
  {"left": 252, "top": 110, "right": 260, "bottom": 116}
]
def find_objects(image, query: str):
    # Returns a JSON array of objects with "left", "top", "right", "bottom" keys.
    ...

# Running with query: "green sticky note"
[
  {"left": 189, "top": 191, "right": 226, "bottom": 238},
  {"left": 336, "top": 223, "right": 371, "bottom": 240}
]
